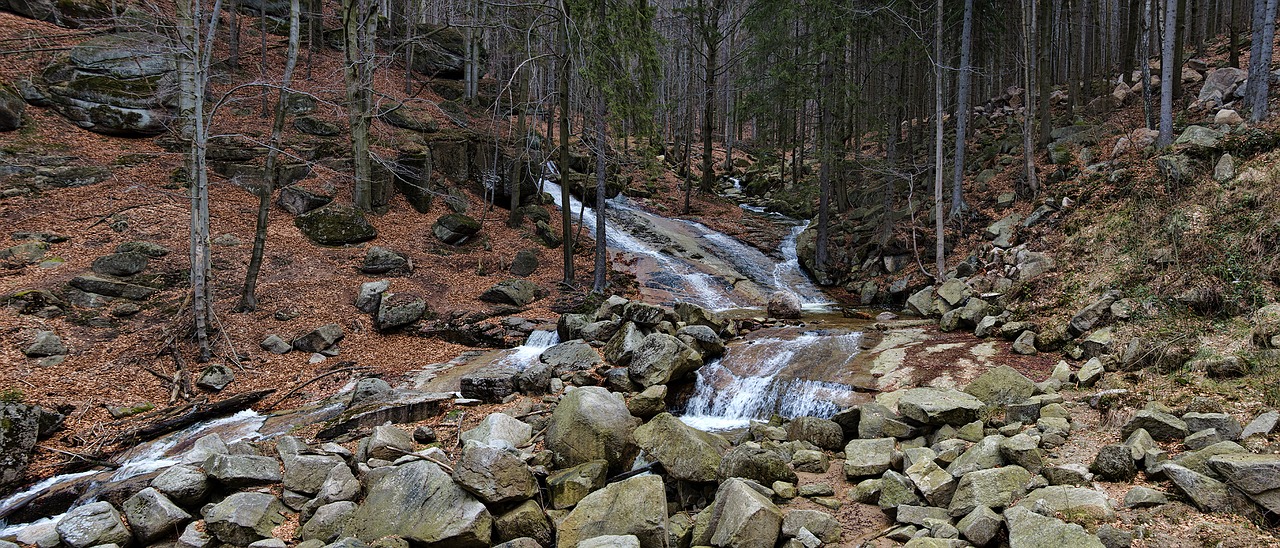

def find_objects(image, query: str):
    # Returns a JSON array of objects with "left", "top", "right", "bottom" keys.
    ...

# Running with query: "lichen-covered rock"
[
  {"left": 692, "top": 478, "right": 781, "bottom": 548},
  {"left": 1017, "top": 486, "right": 1116, "bottom": 524},
  {"left": 345, "top": 460, "right": 491, "bottom": 547},
  {"left": 897, "top": 388, "right": 986, "bottom": 426},
  {"left": 432, "top": 213, "right": 480, "bottom": 245},
  {"left": 964, "top": 365, "right": 1036, "bottom": 405},
  {"left": 627, "top": 333, "right": 703, "bottom": 388},
  {"left": 41, "top": 33, "right": 173, "bottom": 135},
  {"left": 1120, "top": 410, "right": 1188, "bottom": 441},
  {"left": 844, "top": 438, "right": 895, "bottom": 478},
  {"left": 299, "top": 501, "right": 356, "bottom": 543},
  {"left": 949, "top": 466, "right": 1032, "bottom": 516},
  {"left": 55, "top": 502, "right": 130, "bottom": 548},
  {"left": 1003, "top": 506, "right": 1104, "bottom": 548},
  {"left": 718, "top": 442, "right": 796, "bottom": 485},
  {"left": 375, "top": 293, "right": 426, "bottom": 331},
  {"left": 785, "top": 416, "right": 844, "bottom": 451},
  {"left": 122, "top": 487, "right": 191, "bottom": 543},
  {"left": 0, "top": 83, "right": 25, "bottom": 131},
  {"left": 452, "top": 441, "right": 538, "bottom": 504},
  {"left": 546, "top": 386, "right": 639, "bottom": 473},
  {"left": 204, "top": 492, "right": 286, "bottom": 547},
  {"left": 479, "top": 279, "right": 541, "bottom": 307},
  {"left": 547, "top": 460, "right": 609, "bottom": 510},
  {"left": 493, "top": 500, "right": 552, "bottom": 546},
  {"left": 556, "top": 474, "right": 668, "bottom": 548},
  {"left": 634, "top": 412, "right": 729, "bottom": 482},
  {"left": 460, "top": 412, "right": 532, "bottom": 448},
  {"left": 295, "top": 204, "right": 377, "bottom": 246}
]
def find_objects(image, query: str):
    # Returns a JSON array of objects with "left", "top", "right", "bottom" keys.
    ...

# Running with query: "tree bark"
[
  {"left": 950, "top": 0, "right": 974, "bottom": 219},
  {"left": 343, "top": 0, "right": 377, "bottom": 211},
  {"left": 1158, "top": 0, "right": 1176, "bottom": 147},
  {"left": 558, "top": 2, "right": 573, "bottom": 286},
  {"left": 934, "top": 0, "right": 946, "bottom": 279},
  {"left": 1246, "top": 0, "right": 1279, "bottom": 121},
  {"left": 1022, "top": 0, "right": 1041, "bottom": 197}
]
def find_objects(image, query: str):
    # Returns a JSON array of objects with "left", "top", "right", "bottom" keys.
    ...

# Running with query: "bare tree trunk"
[
  {"left": 227, "top": 0, "right": 239, "bottom": 70},
  {"left": 815, "top": 51, "right": 831, "bottom": 276},
  {"left": 950, "top": 0, "right": 974, "bottom": 219},
  {"left": 1142, "top": 0, "right": 1155, "bottom": 128},
  {"left": 344, "top": 0, "right": 377, "bottom": 210},
  {"left": 1158, "top": 0, "right": 1175, "bottom": 147},
  {"left": 699, "top": 0, "right": 720, "bottom": 193},
  {"left": 592, "top": 88, "right": 608, "bottom": 293},
  {"left": 1022, "top": 0, "right": 1041, "bottom": 197},
  {"left": 558, "top": 2, "right": 573, "bottom": 286},
  {"left": 1246, "top": 0, "right": 1279, "bottom": 121},
  {"left": 934, "top": 0, "right": 946, "bottom": 279},
  {"left": 238, "top": 0, "right": 300, "bottom": 312}
]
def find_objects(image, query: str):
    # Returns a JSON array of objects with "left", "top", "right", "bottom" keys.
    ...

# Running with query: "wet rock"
[
  {"left": 433, "top": 213, "right": 480, "bottom": 245},
  {"left": 55, "top": 502, "right": 131, "bottom": 548},
  {"left": 692, "top": 478, "right": 781, "bottom": 548},
  {"left": 277, "top": 185, "right": 333, "bottom": 215},
  {"left": 547, "top": 460, "right": 608, "bottom": 510},
  {"left": 627, "top": 333, "right": 702, "bottom": 388},
  {"left": 460, "top": 412, "right": 532, "bottom": 448},
  {"left": 205, "top": 492, "right": 286, "bottom": 547},
  {"left": 1003, "top": 506, "right": 1104, "bottom": 548},
  {"left": 459, "top": 366, "right": 518, "bottom": 403},
  {"left": 205, "top": 453, "right": 281, "bottom": 488},
  {"left": 897, "top": 388, "right": 985, "bottom": 427},
  {"left": 634, "top": 412, "right": 730, "bottom": 482},
  {"left": 547, "top": 386, "right": 639, "bottom": 473},
  {"left": 1162, "top": 462, "right": 1257, "bottom": 516},
  {"left": 122, "top": 487, "right": 191, "bottom": 543},
  {"left": 719, "top": 442, "right": 796, "bottom": 485},
  {"left": 557, "top": 474, "right": 667, "bottom": 548},
  {"left": 346, "top": 460, "right": 491, "bottom": 546},
  {"left": 479, "top": 279, "right": 541, "bottom": 307},
  {"left": 151, "top": 464, "right": 209, "bottom": 507},
  {"left": 296, "top": 204, "right": 377, "bottom": 246},
  {"left": 949, "top": 466, "right": 1031, "bottom": 516},
  {"left": 767, "top": 292, "right": 802, "bottom": 319},
  {"left": 196, "top": 364, "right": 234, "bottom": 391},
  {"left": 1120, "top": 410, "right": 1188, "bottom": 441},
  {"left": 292, "top": 323, "right": 344, "bottom": 353},
  {"left": 485, "top": 501, "right": 549, "bottom": 546},
  {"left": 300, "top": 501, "right": 356, "bottom": 543},
  {"left": 91, "top": 252, "right": 148, "bottom": 277},
  {"left": 453, "top": 441, "right": 538, "bottom": 504}
]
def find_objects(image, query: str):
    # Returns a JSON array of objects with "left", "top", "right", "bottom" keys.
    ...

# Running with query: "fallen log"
[{"left": 106, "top": 389, "right": 274, "bottom": 446}]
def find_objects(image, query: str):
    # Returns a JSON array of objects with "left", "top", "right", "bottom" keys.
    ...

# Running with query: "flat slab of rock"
[
  {"left": 1003, "top": 506, "right": 1103, "bottom": 548},
  {"left": 1120, "top": 409, "right": 1188, "bottom": 441},
  {"left": 317, "top": 391, "right": 452, "bottom": 439},
  {"left": 1207, "top": 453, "right": 1280, "bottom": 513},
  {"left": 295, "top": 204, "right": 377, "bottom": 246},
  {"left": 55, "top": 501, "right": 131, "bottom": 548},
  {"left": 897, "top": 388, "right": 986, "bottom": 426},
  {"left": 69, "top": 275, "right": 157, "bottom": 300}
]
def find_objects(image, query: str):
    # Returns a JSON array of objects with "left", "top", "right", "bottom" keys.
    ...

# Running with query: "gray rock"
[
  {"left": 877, "top": 470, "right": 922, "bottom": 511},
  {"left": 196, "top": 364, "right": 234, "bottom": 391},
  {"left": 277, "top": 185, "right": 333, "bottom": 215},
  {"left": 786, "top": 416, "right": 844, "bottom": 451},
  {"left": 547, "top": 460, "right": 609, "bottom": 510},
  {"left": 1184, "top": 428, "right": 1222, "bottom": 450},
  {"left": 1077, "top": 358, "right": 1105, "bottom": 387},
  {"left": 1003, "top": 506, "right": 1103, "bottom": 548},
  {"left": 1173, "top": 440, "right": 1248, "bottom": 476},
  {"left": 354, "top": 280, "right": 390, "bottom": 314},
  {"left": 1214, "top": 153, "right": 1236, "bottom": 181},
  {"left": 453, "top": 441, "right": 538, "bottom": 504},
  {"left": 260, "top": 334, "right": 292, "bottom": 354},
  {"left": 460, "top": 412, "right": 532, "bottom": 448},
  {"left": 91, "top": 252, "right": 149, "bottom": 277},
  {"left": 843, "top": 437, "right": 895, "bottom": 478},
  {"left": 719, "top": 442, "right": 796, "bottom": 485},
  {"left": 627, "top": 333, "right": 702, "bottom": 388},
  {"left": 479, "top": 279, "right": 541, "bottom": 307},
  {"left": 41, "top": 34, "right": 173, "bottom": 136},
  {"left": 546, "top": 386, "right": 639, "bottom": 473},
  {"left": 151, "top": 464, "right": 209, "bottom": 507},
  {"left": 949, "top": 466, "right": 1032, "bottom": 516},
  {"left": 1120, "top": 410, "right": 1188, "bottom": 441},
  {"left": 205, "top": 492, "right": 286, "bottom": 546},
  {"left": 178, "top": 521, "right": 213, "bottom": 548},
  {"left": 692, "top": 478, "right": 780, "bottom": 548},
  {"left": 946, "top": 435, "right": 1005, "bottom": 477},
  {"left": 69, "top": 275, "right": 157, "bottom": 300},
  {"left": 361, "top": 247, "right": 408, "bottom": 274},
  {"left": 603, "top": 322, "right": 646, "bottom": 366},
  {"left": 999, "top": 433, "right": 1043, "bottom": 474},
  {"left": 581, "top": 320, "right": 622, "bottom": 344},
  {"left": 122, "top": 487, "right": 191, "bottom": 543},
  {"left": 204, "top": 453, "right": 281, "bottom": 488},
  {"left": 964, "top": 365, "right": 1036, "bottom": 405},
  {"left": 1017, "top": 486, "right": 1116, "bottom": 523},
  {"left": 1182, "top": 412, "right": 1242, "bottom": 441},
  {"left": 301, "top": 503, "right": 357, "bottom": 544},
  {"left": 556, "top": 474, "right": 668, "bottom": 548},
  {"left": 540, "top": 340, "right": 603, "bottom": 376},
  {"left": 1174, "top": 125, "right": 1223, "bottom": 151},
  {"left": 1012, "top": 330, "right": 1038, "bottom": 355},
  {"left": 895, "top": 505, "right": 951, "bottom": 527},
  {"left": 790, "top": 449, "right": 828, "bottom": 473},
  {"left": 1162, "top": 462, "right": 1257, "bottom": 516},
  {"left": 634, "top": 412, "right": 729, "bottom": 482},
  {"left": 345, "top": 460, "right": 491, "bottom": 547},
  {"left": 906, "top": 286, "right": 938, "bottom": 316},
  {"left": 897, "top": 388, "right": 986, "bottom": 427},
  {"left": 621, "top": 301, "right": 665, "bottom": 326},
  {"left": 348, "top": 378, "right": 392, "bottom": 409},
  {"left": 1096, "top": 524, "right": 1133, "bottom": 548},
  {"left": 1123, "top": 486, "right": 1168, "bottom": 508},
  {"left": 1242, "top": 410, "right": 1279, "bottom": 438},
  {"left": 1207, "top": 453, "right": 1280, "bottom": 514},
  {"left": 767, "top": 292, "right": 802, "bottom": 319},
  {"left": 626, "top": 385, "right": 667, "bottom": 419},
  {"left": 282, "top": 453, "right": 347, "bottom": 496},
  {"left": 55, "top": 502, "right": 131, "bottom": 548},
  {"left": 180, "top": 433, "right": 229, "bottom": 465},
  {"left": 459, "top": 366, "right": 518, "bottom": 403},
  {"left": 293, "top": 323, "right": 344, "bottom": 353},
  {"left": 1198, "top": 67, "right": 1247, "bottom": 102},
  {"left": 1043, "top": 464, "right": 1093, "bottom": 486},
  {"left": 509, "top": 249, "right": 539, "bottom": 277},
  {"left": 295, "top": 204, "right": 377, "bottom": 246},
  {"left": 1090, "top": 444, "right": 1137, "bottom": 481},
  {"left": 676, "top": 324, "right": 725, "bottom": 359},
  {"left": 364, "top": 425, "right": 413, "bottom": 461},
  {"left": 957, "top": 506, "right": 1001, "bottom": 546},
  {"left": 0, "top": 84, "right": 25, "bottom": 131},
  {"left": 906, "top": 458, "right": 957, "bottom": 507},
  {"left": 24, "top": 330, "right": 66, "bottom": 358},
  {"left": 936, "top": 278, "right": 973, "bottom": 307},
  {"left": 781, "top": 510, "right": 839, "bottom": 543},
  {"left": 1068, "top": 292, "right": 1119, "bottom": 337},
  {"left": 493, "top": 500, "right": 552, "bottom": 546},
  {"left": 375, "top": 293, "right": 426, "bottom": 331},
  {"left": 578, "top": 535, "right": 640, "bottom": 548}
]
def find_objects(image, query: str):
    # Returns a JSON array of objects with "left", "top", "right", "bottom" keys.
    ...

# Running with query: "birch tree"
[{"left": 1157, "top": 0, "right": 1175, "bottom": 147}]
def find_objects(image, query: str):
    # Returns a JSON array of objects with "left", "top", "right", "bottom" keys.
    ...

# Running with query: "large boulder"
[
  {"left": 539, "top": 340, "right": 603, "bottom": 376},
  {"left": 1120, "top": 409, "right": 1188, "bottom": 441},
  {"left": 1207, "top": 453, "right": 1280, "bottom": 514},
  {"left": 633, "top": 412, "right": 730, "bottom": 482},
  {"left": 453, "top": 441, "right": 538, "bottom": 504},
  {"left": 627, "top": 333, "right": 703, "bottom": 388},
  {"left": 546, "top": 386, "right": 639, "bottom": 473},
  {"left": 949, "top": 466, "right": 1032, "bottom": 516},
  {"left": 295, "top": 204, "right": 378, "bottom": 246},
  {"left": 1162, "top": 463, "right": 1257, "bottom": 516},
  {"left": 692, "top": 478, "right": 782, "bottom": 548},
  {"left": 346, "top": 460, "right": 492, "bottom": 547},
  {"left": 410, "top": 24, "right": 468, "bottom": 78},
  {"left": 479, "top": 279, "right": 541, "bottom": 307},
  {"left": 556, "top": 474, "right": 668, "bottom": 548},
  {"left": 603, "top": 322, "right": 646, "bottom": 366},
  {"left": 1197, "top": 67, "right": 1248, "bottom": 103},
  {"left": 897, "top": 387, "right": 986, "bottom": 426},
  {"left": 55, "top": 502, "right": 131, "bottom": 548},
  {"left": 204, "top": 453, "right": 281, "bottom": 488},
  {"left": 786, "top": 416, "right": 844, "bottom": 451},
  {"left": 122, "top": 487, "right": 192, "bottom": 543},
  {"left": 547, "top": 460, "right": 609, "bottom": 510},
  {"left": 1003, "top": 506, "right": 1104, "bottom": 548},
  {"left": 460, "top": 412, "right": 533, "bottom": 448},
  {"left": 964, "top": 365, "right": 1036, "bottom": 405},
  {"left": 204, "top": 492, "right": 286, "bottom": 547},
  {"left": 40, "top": 33, "right": 174, "bottom": 136},
  {"left": 767, "top": 292, "right": 802, "bottom": 319},
  {"left": 277, "top": 185, "right": 333, "bottom": 215},
  {"left": 718, "top": 442, "right": 796, "bottom": 485},
  {"left": 0, "top": 403, "right": 42, "bottom": 489},
  {"left": 375, "top": 293, "right": 426, "bottom": 331},
  {"left": 0, "top": 85, "right": 21, "bottom": 131},
  {"left": 843, "top": 438, "right": 895, "bottom": 478},
  {"left": 433, "top": 213, "right": 481, "bottom": 245},
  {"left": 493, "top": 500, "right": 552, "bottom": 546},
  {"left": 1016, "top": 486, "right": 1117, "bottom": 523}
]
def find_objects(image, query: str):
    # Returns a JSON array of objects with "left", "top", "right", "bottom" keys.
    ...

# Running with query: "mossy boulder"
[
  {"left": 295, "top": 204, "right": 377, "bottom": 246},
  {"left": 40, "top": 33, "right": 174, "bottom": 136},
  {"left": 433, "top": 213, "right": 480, "bottom": 245}
]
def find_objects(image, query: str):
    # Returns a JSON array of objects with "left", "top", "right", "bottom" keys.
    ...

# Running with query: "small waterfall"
[
  {"left": 680, "top": 330, "right": 864, "bottom": 430},
  {"left": 773, "top": 221, "right": 832, "bottom": 308},
  {"left": 494, "top": 330, "right": 560, "bottom": 370}
]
